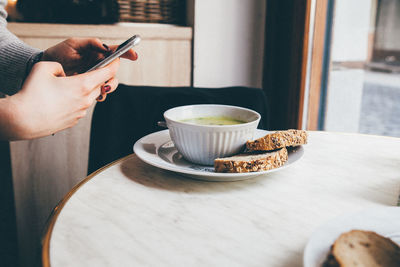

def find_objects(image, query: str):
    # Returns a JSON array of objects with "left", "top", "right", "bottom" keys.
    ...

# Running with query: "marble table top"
[{"left": 42, "top": 131, "right": 400, "bottom": 267}]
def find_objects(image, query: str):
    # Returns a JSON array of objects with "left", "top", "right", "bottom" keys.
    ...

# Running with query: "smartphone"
[{"left": 86, "top": 35, "right": 141, "bottom": 72}]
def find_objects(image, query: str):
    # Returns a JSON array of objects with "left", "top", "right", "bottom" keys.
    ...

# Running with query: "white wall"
[{"left": 192, "top": 0, "right": 266, "bottom": 88}]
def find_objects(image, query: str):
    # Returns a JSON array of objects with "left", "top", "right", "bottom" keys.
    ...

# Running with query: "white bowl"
[{"left": 163, "top": 104, "right": 261, "bottom": 165}]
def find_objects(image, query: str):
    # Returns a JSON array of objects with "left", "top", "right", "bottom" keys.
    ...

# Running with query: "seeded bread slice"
[
  {"left": 322, "top": 230, "right": 400, "bottom": 267},
  {"left": 246, "top": 129, "right": 307, "bottom": 151},
  {"left": 214, "top": 147, "right": 288, "bottom": 173}
]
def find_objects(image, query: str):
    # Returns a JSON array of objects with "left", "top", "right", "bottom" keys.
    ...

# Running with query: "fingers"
[
  {"left": 87, "top": 77, "right": 119, "bottom": 103},
  {"left": 101, "top": 77, "right": 118, "bottom": 94},
  {"left": 95, "top": 77, "right": 119, "bottom": 103},
  {"left": 108, "top": 45, "right": 138, "bottom": 61},
  {"left": 71, "top": 38, "right": 108, "bottom": 53},
  {"left": 96, "top": 93, "right": 106, "bottom": 102},
  {"left": 121, "top": 49, "right": 138, "bottom": 60},
  {"left": 75, "top": 58, "right": 120, "bottom": 92},
  {"left": 71, "top": 38, "right": 139, "bottom": 60}
]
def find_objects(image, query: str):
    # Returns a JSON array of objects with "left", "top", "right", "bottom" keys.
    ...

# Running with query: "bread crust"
[
  {"left": 214, "top": 147, "right": 288, "bottom": 173},
  {"left": 246, "top": 129, "right": 307, "bottom": 151},
  {"left": 322, "top": 230, "right": 400, "bottom": 267}
]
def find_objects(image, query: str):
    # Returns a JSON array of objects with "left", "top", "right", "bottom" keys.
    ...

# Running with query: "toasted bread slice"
[
  {"left": 246, "top": 129, "right": 307, "bottom": 151},
  {"left": 323, "top": 230, "right": 400, "bottom": 267},
  {"left": 214, "top": 147, "right": 288, "bottom": 173}
]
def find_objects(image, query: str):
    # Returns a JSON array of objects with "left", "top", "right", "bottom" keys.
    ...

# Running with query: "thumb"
[
  {"left": 77, "top": 58, "right": 120, "bottom": 89},
  {"left": 49, "top": 62, "right": 67, "bottom": 77},
  {"left": 35, "top": 61, "right": 67, "bottom": 77}
]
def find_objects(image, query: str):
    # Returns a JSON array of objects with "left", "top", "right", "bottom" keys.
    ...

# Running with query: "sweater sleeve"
[{"left": 0, "top": 0, "right": 42, "bottom": 95}]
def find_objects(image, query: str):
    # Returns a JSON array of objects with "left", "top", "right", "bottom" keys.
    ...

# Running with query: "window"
[{"left": 306, "top": 0, "right": 400, "bottom": 137}]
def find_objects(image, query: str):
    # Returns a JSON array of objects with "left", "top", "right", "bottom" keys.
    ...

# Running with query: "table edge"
[{"left": 41, "top": 154, "right": 133, "bottom": 267}]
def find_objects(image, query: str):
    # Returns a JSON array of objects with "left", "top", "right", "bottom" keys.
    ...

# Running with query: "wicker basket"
[{"left": 118, "top": 0, "right": 186, "bottom": 25}]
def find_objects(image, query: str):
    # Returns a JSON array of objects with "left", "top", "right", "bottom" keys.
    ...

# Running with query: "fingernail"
[
  {"left": 103, "top": 44, "right": 110, "bottom": 50},
  {"left": 103, "top": 85, "right": 111, "bottom": 93},
  {"left": 97, "top": 95, "right": 103, "bottom": 101}
]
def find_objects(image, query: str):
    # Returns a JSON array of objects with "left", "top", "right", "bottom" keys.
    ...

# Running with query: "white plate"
[
  {"left": 303, "top": 206, "right": 400, "bottom": 267},
  {"left": 133, "top": 129, "right": 304, "bottom": 182}
]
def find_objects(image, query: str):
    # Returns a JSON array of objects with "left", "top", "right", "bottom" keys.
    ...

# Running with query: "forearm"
[{"left": 0, "top": 0, "right": 41, "bottom": 95}]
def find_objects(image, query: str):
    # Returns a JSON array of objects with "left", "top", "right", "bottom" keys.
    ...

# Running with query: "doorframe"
[
  {"left": 262, "top": 0, "right": 312, "bottom": 130},
  {"left": 263, "top": 0, "right": 335, "bottom": 130},
  {"left": 306, "top": 0, "right": 333, "bottom": 130}
]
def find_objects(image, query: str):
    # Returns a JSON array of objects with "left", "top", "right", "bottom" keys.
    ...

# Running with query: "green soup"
[{"left": 181, "top": 116, "right": 246, "bottom": 125}]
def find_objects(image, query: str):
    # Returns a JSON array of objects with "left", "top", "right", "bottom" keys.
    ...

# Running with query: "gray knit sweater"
[{"left": 0, "top": 0, "right": 41, "bottom": 95}]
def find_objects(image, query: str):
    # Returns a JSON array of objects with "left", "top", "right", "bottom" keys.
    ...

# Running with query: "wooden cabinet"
[{"left": 7, "top": 22, "right": 192, "bottom": 266}]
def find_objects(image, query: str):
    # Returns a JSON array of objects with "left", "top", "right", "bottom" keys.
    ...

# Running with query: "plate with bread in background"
[
  {"left": 134, "top": 104, "right": 307, "bottom": 181},
  {"left": 304, "top": 206, "right": 400, "bottom": 267}
]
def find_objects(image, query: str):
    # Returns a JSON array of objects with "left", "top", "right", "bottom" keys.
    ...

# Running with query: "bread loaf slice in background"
[
  {"left": 322, "top": 230, "right": 400, "bottom": 267},
  {"left": 246, "top": 129, "right": 307, "bottom": 151},
  {"left": 214, "top": 147, "right": 288, "bottom": 173}
]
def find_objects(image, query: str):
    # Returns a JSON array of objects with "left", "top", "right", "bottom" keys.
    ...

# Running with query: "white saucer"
[
  {"left": 133, "top": 129, "right": 304, "bottom": 182},
  {"left": 303, "top": 206, "right": 400, "bottom": 267}
]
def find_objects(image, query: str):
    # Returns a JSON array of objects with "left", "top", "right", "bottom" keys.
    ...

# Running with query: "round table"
[{"left": 42, "top": 131, "right": 400, "bottom": 267}]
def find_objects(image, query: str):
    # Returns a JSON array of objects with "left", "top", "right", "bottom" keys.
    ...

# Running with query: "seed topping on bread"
[
  {"left": 246, "top": 129, "right": 307, "bottom": 151},
  {"left": 214, "top": 147, "right": 288, "bottom": 173}
]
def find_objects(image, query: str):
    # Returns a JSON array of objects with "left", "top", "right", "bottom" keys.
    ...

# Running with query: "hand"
[
  {"left": 5, "top": 59, "right": 120, "bottom": 140},
  {"left": 42, "top": 38, "right": 138, "bottom": 75}
]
